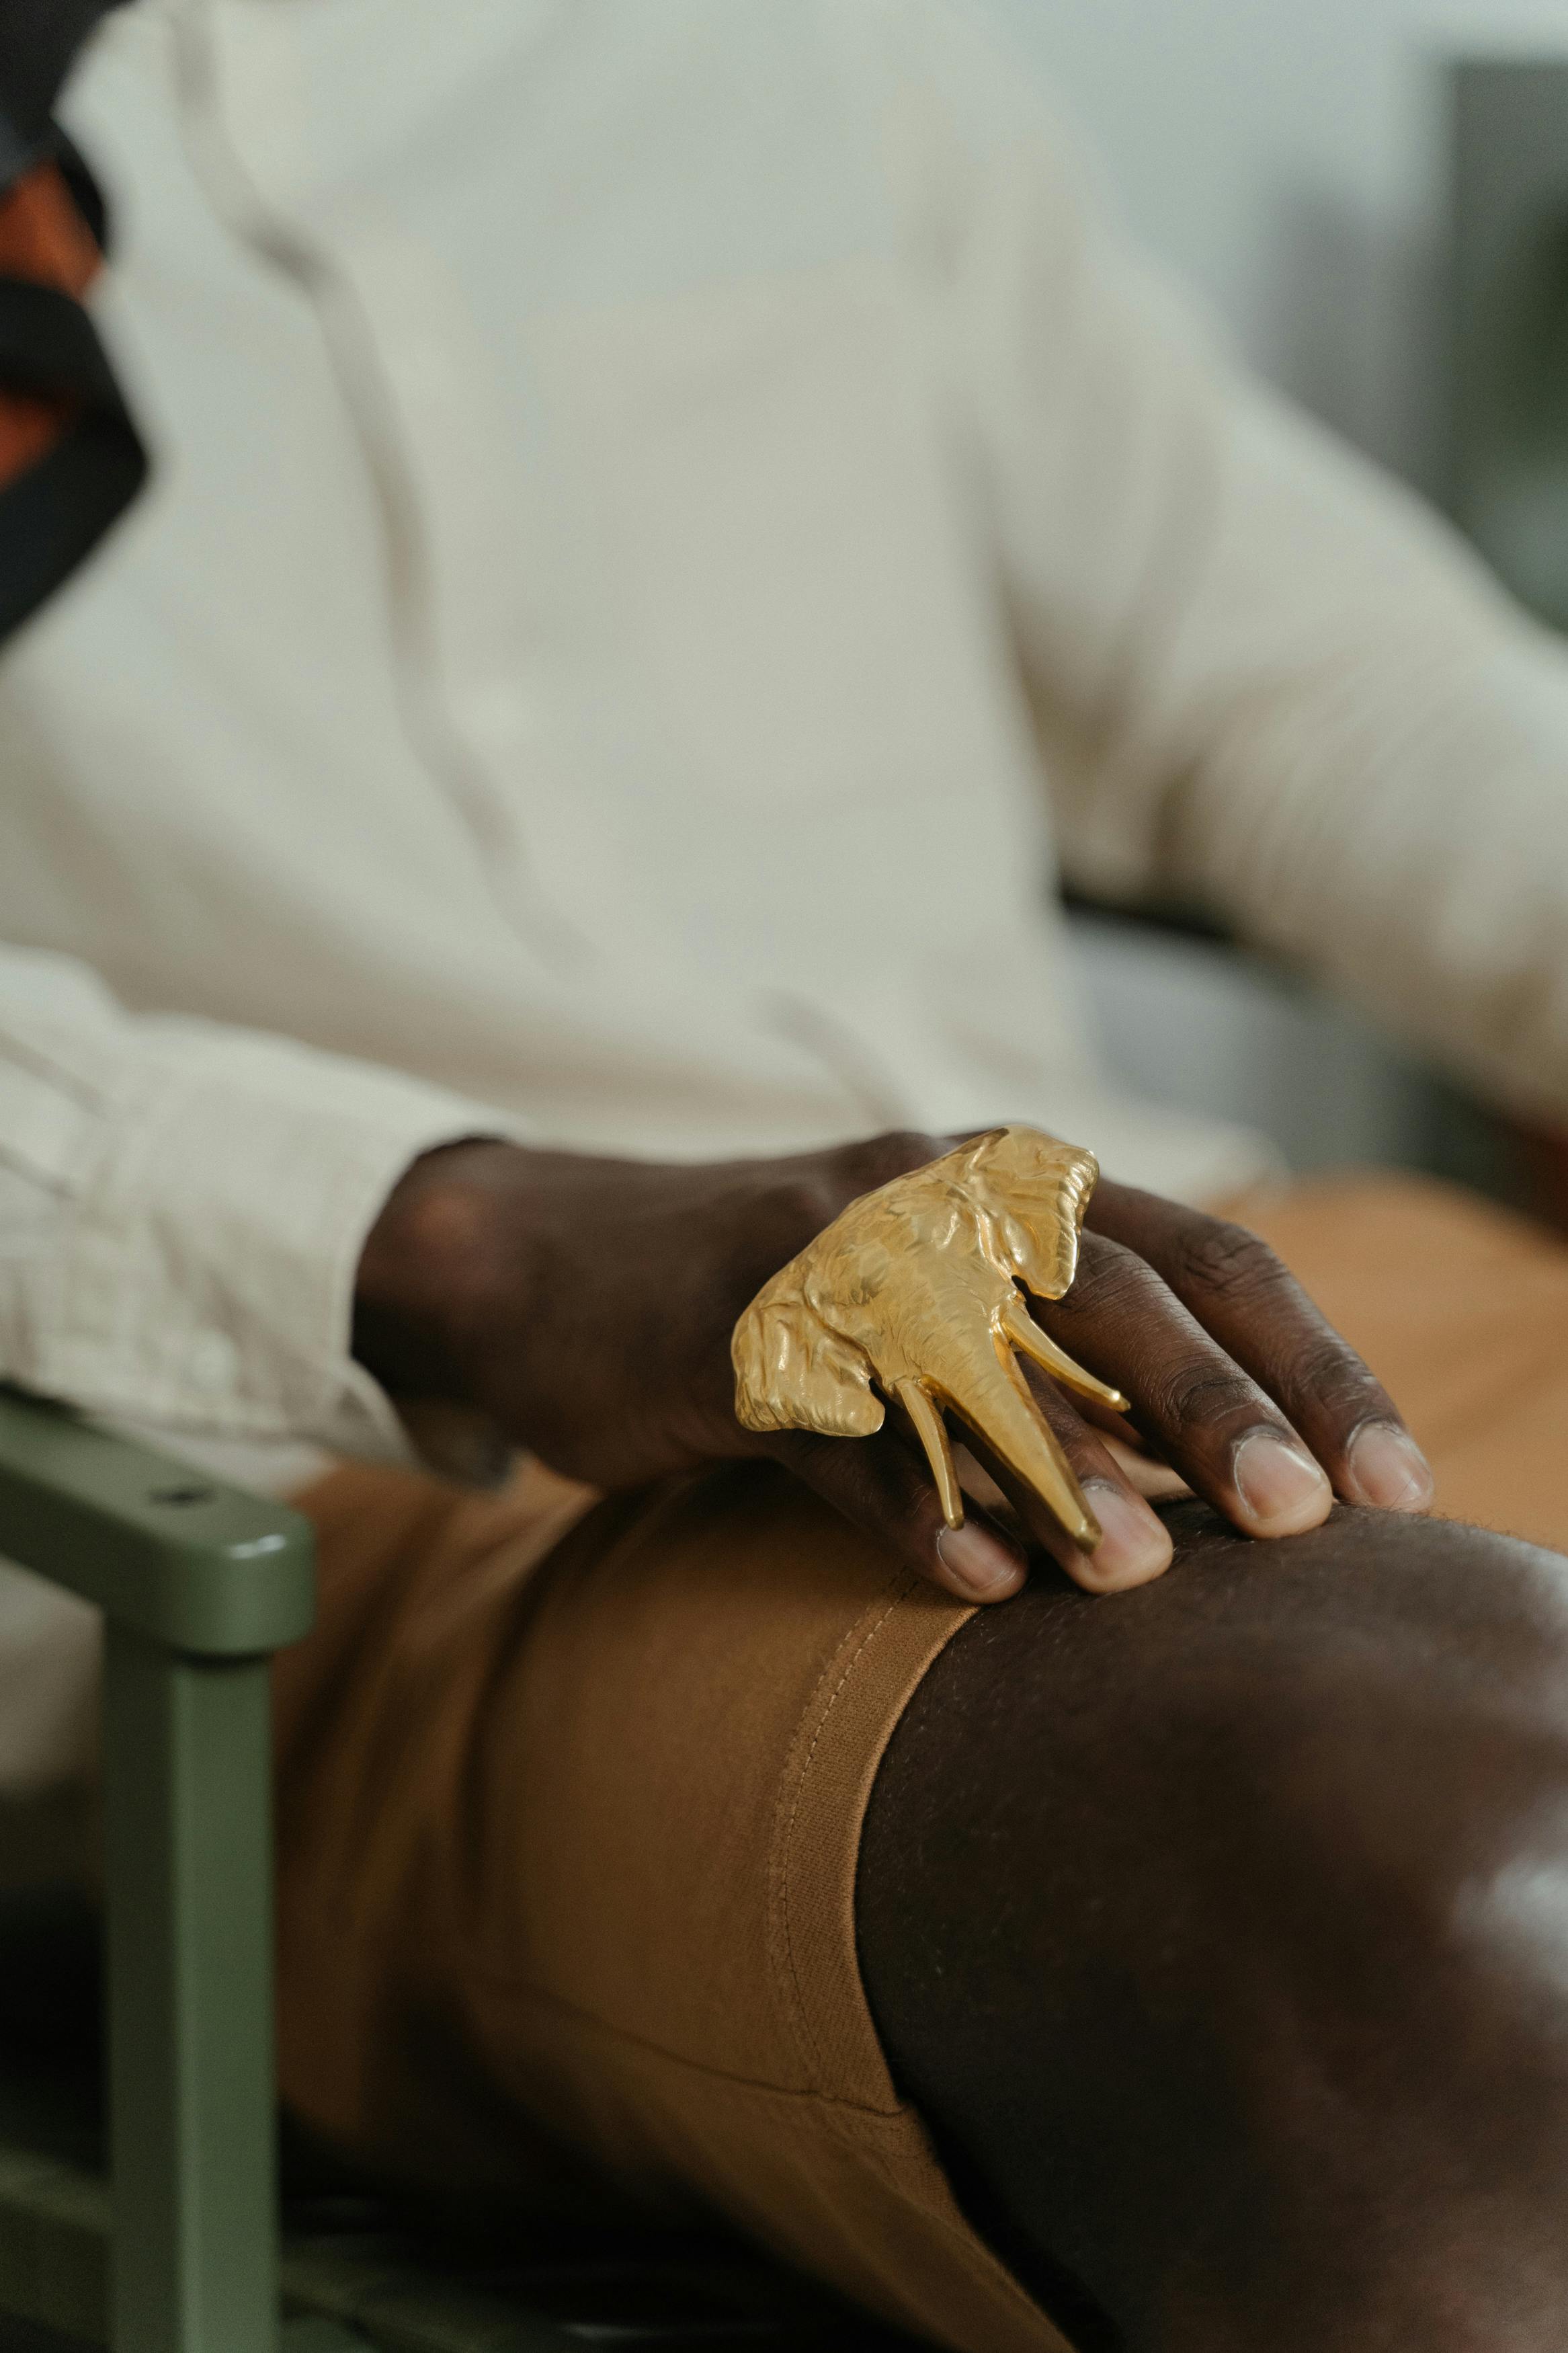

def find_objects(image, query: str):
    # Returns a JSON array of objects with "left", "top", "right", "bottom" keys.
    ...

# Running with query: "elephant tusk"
[
  {"left": 893, "top": 1378, "right": 964, "bottom": 1530},
  {"left": 729, "top": 1125, "right": 1123, "bottom": 1554},
  {"left": 1001, "top": 1297, "right": 1130, "bottom": 1414},
  {"left": 964, "top": 1337, "right": 1103, "bottom": 1554}
]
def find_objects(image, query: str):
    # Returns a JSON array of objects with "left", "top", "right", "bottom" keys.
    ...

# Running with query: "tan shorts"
[{"left": 272, "top": 1176, "right": 1568, "bottom": 2353}]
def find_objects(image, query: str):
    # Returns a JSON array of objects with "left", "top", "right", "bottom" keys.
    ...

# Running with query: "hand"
[{"left": 352, "top": 1130, "right": 1434, "bottom": 1603}]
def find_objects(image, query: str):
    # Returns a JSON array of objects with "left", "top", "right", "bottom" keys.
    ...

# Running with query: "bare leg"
[{"left": 858, "top": 1503, "right": 1568, "bottom": 2352}]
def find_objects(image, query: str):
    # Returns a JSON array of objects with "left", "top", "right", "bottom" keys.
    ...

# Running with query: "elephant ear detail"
[
  {"left": 732, "top": 1285, "right": 884, "bottom": 1439},
  {"left": 730, "top": 1125, "right": 1127, "bottom": 1552},
  {"left": 958, "top": 1127, "right": 1101, "bottom": 1301}
]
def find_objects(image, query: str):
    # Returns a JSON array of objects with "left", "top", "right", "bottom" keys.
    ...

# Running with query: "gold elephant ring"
[{"left": 731, "top": 1126, "right": 1129, "bottom": 1555}]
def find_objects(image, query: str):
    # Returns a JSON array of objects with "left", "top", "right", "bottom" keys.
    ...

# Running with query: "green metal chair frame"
[
  {"left": 0, "top": 1386, "right": 917, "bottom": 2353},
  {"left": 0, "top": 1382, "right": 316, "bottom": 2353}
]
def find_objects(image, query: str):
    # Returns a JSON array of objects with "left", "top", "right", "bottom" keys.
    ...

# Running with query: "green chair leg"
[
  {"left": 0, "top": 1384, "right": 317, "bottom": 2353},
  {"left": 104, "top": 1630, "right": 279, "bottom": 2353}
]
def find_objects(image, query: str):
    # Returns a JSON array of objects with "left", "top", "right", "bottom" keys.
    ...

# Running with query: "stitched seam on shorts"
[
  {"left": 545, "top": 1998, "right": 1063, "bottom": 2342},
  {"left": 770, "top": 1567, "right": 925, "bottom": 2099},
  {"left": 295, "top": 1918, "right": 1058, "bottom": 2339},
  {"left": 817, "top": 2103, "right": 1065, "bottom": 2337},
  {"left": 461, "top": 1962, "right": 914, "bottom": 2114}
]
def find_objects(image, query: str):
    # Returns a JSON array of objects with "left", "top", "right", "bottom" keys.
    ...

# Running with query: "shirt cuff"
[{"left": 24, "top": 1023, "right": 522, "bottom": 1458}]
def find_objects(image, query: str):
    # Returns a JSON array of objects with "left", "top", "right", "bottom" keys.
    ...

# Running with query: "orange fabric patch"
[{"left": 0, "top": 161, "right": 101, "bottom": 485}]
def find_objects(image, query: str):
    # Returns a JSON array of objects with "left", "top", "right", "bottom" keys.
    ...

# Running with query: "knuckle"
[
  {"left": 1155, "top": 1356, "right": 1262, "bottom": 1435},
  {"left": 757, "top": 1176, "right": 840, "bottom": 1261},
  {"left": 838, "top": 1129, "right": 947, "bottom": 1193},
  {"left": 1167, "top": 1216, "right": 1285, "bottom": 1305},
  {"left": 1288, "top": 1333, "right": 1381, "bottom": 1413},
  {"left": 749, "top": 1129, "right": 955, "bottom": 1281},
  {"left": 1067, "top": 1234, "right": 1165, "bottom": 1316}
]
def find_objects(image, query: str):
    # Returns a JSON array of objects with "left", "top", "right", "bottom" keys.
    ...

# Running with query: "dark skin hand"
[{"left": 353, "top": 1129, "right": 1434, "bottom": 1601}]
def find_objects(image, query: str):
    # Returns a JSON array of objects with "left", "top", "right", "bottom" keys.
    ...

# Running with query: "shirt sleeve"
[
  {"left": 894, "top": 0, "right": 1568, "bottom": 1126},
  {"left": 0, "top": 940, "right": 516, "bottom": 1455}
]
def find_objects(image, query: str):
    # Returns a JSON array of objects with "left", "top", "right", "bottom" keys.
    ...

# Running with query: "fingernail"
[
  {"left": 1346, "top": 1422, "right": 1434, "bottom": 1513},
  {"left": 1081, "top": 1482, "right": 1173, "bottom": 1589},
  {"left": 1231, "top": 1431, "right": 1331, "bottom": 1531},
  {"left": 936, "top": 1523, "right": 1025, "bottom": 1599}
]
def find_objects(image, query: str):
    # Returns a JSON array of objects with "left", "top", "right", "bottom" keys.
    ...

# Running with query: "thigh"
[
  {"left": 860, "top": 1500, "right": 1568, "bottom": 2353},
  {"left": 860, "top": 1175, "right": 1568, "bottom": 2350}
]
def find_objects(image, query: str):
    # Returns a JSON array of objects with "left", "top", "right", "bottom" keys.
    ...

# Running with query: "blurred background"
[{"left": 986, "top": 0, "right": 1568, "bottom": 1203}]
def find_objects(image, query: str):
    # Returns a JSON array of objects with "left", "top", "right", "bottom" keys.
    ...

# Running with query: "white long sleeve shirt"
[{"left": 4, "top": 0, "right": 1568, "bottom": 1786}]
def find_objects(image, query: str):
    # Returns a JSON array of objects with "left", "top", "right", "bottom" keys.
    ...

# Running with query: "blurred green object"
[{"left": 0, "top": 1384, "right": 318, "bottom": 2353}]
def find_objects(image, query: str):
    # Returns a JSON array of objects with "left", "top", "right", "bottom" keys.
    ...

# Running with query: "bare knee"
[{"left": 858, "top": 1505, "right": 1568, "bottom": 2350}]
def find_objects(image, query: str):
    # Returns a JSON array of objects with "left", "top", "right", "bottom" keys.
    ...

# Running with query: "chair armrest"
[{"left": 0, "top": 1384, "right": 314, "bottom": 1657}]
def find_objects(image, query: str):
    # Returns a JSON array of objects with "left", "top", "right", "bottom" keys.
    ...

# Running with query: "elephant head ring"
[{"left": 731, "top": 1125, "right": 1130, "bottom": 1555}]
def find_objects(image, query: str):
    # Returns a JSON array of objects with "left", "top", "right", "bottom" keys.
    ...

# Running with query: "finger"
[
  {"left": 769, "top": 1426, "right": 1027, "bottom": 1604},
  {"left": 892, "top": 1378, "right": 964, "bottom": 1528},
  {"left": 1034, "top": 1230, "right": 1336, "bottom": 1539},
  {"left": 1002, "top": 1297, "right": 1129, "bottom": 1413},
  {"left": 1086, "top": 1184, "right": 1434, "bottom": 1515},
  {"left": 1099, "top": 1428, "right": 1192, "bottom": 1501},
  {"left": 1055, "top": 1402, "right": 1193, "bottom": 1495},
  {"left": 970, "top": 1371, "right": 1173, "bottom": 1594},
  {"left": 936, "top": 1340, "right": 1102, "bottom": 1551}
]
